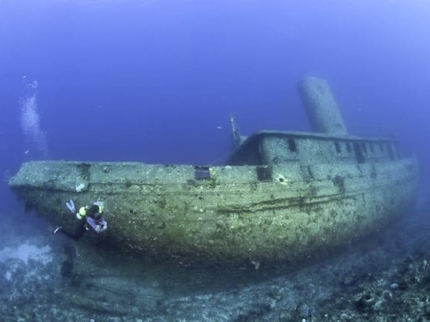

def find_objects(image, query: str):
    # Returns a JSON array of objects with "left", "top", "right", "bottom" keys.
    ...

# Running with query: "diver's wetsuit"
[{"left": 57, "top": 221, "right": 88, "bottom": 241}]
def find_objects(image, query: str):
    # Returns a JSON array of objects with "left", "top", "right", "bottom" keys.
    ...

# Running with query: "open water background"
[{"left": 1, "top": 1, "right": 430, "bottom": 320}]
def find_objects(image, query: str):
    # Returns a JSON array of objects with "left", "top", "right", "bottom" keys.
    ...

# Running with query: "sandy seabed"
[{"left": 1, "top": 207, "right": 430, "bottom": 322}]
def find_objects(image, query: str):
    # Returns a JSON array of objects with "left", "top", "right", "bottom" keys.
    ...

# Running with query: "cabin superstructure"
[
  {"left": 227, "top": 131, "right": 400, "bottom": 167},
  {"left": 228, "top": 77, "right": 400, "bottom": 167}
]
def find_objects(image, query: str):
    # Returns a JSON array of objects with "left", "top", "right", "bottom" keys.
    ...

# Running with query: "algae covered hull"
[{"left": 9, "top": 156, "right": 418, "bottom": 267}]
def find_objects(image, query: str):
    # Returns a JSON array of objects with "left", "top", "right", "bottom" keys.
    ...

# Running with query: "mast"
[{"left": 230, "top": 114, "right": 242, "bottom": 149}]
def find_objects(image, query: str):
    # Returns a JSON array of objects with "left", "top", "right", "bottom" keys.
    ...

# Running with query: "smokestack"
[{"left": 297, "top": 77, "right": 348, "bottom": 136}]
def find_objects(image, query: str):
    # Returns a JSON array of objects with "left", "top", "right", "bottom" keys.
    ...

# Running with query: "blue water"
[
  {"left": 0, "top": 2, "right": 426, "bottom": 217},
  {"left": 1, "top": 1, "right": 428, "bottom": 210},
  {"left": 0, "top": 1, "right": 429, "bottom": 199},
  {"left": 2, "top": 0, "right": 430, "bottom": 166}
]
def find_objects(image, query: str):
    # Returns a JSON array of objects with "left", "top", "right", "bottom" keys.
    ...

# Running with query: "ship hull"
[{"left": 9, "top": 158, "right": 419, "bottom": 267}]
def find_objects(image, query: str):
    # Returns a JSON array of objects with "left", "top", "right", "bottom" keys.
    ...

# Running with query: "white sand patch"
[
  {"left": 1, "top": 242, "right": 54, "bottom": 281},
  {"left": 0, "top": 242, "right": 52, "bottom": 265}
]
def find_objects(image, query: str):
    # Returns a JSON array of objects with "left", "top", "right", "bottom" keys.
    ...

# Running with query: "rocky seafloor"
[{"left": 2, "top": 205, "right": 430, "bottom": 322}]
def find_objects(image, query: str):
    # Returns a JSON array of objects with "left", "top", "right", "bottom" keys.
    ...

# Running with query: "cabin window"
[
  {"left": 353, "top": 142, "right": 365, "bottom": 164},
  {"left": 387, "top": 144, "right": 395, "bottom": 161},
  {"left": 380, "top": 143, "right": 384, "bottom": 152},
  {"left": 346, "top": 142, "right": 352, "bottom": 153},
  {"left": 288, "top": 138, "right": 297, "bottom": 152},
  {"left": 334, "top": 141, "right": 341, "bottom": 153},
  {"left": 361, "top": 142, "right": 367, "bottom": 153},
  {"left": 256, "top": 166, "right": 272, "bottom": 181},
  {"left": 369, "top": 143, "right": 374, "bottom": 153},
  {"left": 194, "top": 166, "right": 211, "bottom": 180}
]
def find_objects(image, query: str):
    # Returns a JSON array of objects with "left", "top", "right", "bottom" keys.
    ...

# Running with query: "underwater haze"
[
  {"left": 1, "top": 1, "right": 430, "bottom": 170},
  {"left": 1, "top": 0, "right": 430, "bottom": 320}
]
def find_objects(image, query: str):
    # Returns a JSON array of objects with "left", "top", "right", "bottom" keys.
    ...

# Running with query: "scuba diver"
[{"left": 54, "top": 200, "right": 107, "bottom": 241}]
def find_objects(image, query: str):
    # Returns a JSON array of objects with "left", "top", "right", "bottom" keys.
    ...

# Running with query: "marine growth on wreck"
[{"left": 9, "top": 77, "right": 419, "bottom": 269}]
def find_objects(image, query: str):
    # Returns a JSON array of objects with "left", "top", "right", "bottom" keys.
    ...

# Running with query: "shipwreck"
[{"left": 9, "top": 77, "right": 419, "bottom": 269}]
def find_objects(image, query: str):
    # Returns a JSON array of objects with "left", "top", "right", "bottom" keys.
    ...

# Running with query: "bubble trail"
[{"left": 20, "top": 80, "right": 49, "bottom": 158}]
